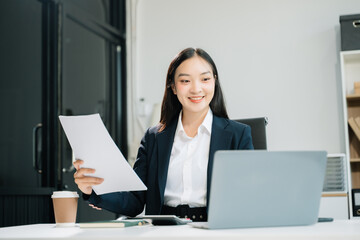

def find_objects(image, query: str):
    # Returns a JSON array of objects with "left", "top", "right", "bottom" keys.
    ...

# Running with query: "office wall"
[{"left": 127, "top": 0, "right": 360, "bottom": 156}]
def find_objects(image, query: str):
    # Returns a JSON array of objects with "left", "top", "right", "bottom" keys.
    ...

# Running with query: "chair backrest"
[{"left": 234, "top": 117, "right": 268, "bottom": 150}]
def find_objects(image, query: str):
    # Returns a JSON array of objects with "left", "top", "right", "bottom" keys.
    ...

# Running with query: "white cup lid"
[{"left": 51, "top": 191, "right": 79, "bottom": 198}]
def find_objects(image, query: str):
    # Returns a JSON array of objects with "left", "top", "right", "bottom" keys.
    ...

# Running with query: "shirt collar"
[
  {"left": 202, "top": 108, "right": 213, "bottom": 134},
  {"left": 176, "top": 108, "right": 213, "bottom": 137}
]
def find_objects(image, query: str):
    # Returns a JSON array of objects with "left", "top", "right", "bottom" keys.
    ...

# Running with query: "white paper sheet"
[{"left": 59, "top": 114, "right": 147, "bottom": 195}]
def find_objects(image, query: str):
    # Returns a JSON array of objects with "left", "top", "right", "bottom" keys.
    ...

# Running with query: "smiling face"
[{"left": 172, "top": 55, "right": 215, "bottom": 117}]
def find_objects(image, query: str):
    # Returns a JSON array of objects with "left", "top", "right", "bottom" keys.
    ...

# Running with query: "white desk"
[{"left": 0, "top": 220, "right": 360, "bottom": 240}]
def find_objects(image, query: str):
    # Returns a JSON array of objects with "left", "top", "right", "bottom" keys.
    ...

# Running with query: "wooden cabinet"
[{"left": 340, "top": 50, "right": 360, "bottom": 217}]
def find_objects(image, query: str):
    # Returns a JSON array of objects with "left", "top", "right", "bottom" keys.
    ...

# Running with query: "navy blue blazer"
[{"left": 87, "top": 115, "right": 253, "bottom": 217}]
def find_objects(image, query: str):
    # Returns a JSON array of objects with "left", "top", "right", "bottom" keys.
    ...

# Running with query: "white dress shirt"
[{"left": 163, "top": 109, "right": 213, "bottom": 207}]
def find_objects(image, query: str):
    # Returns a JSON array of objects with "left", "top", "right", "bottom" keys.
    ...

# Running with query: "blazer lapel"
[
  {"left": 157, "top": 118, "right": 178, "bottom": 205},
  {"left": 207, "top": 116, "right": 232, "bottom": 203}
]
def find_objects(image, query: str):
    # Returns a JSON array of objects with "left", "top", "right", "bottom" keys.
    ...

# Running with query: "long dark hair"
[{"left": 159, "top": 48, "right": 228, "bottom": 132}]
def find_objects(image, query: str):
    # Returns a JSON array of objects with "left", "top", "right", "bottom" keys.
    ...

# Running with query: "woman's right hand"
[{"left": 73, "top": 159, "right": 104, "bottom": 195}]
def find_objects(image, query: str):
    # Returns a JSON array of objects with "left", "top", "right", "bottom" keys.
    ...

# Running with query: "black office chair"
[{"left": 234, "top": 117, "right": 268, "bottom": 150}]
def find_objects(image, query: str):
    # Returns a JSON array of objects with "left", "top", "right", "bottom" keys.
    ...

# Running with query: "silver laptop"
[{"left": 191, "top": 150, "right": 327, "bottom": 229}]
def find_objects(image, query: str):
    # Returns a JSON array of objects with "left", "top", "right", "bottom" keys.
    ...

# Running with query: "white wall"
[{"left": 127, "top": 0, "right": 360, "bottom": 158}]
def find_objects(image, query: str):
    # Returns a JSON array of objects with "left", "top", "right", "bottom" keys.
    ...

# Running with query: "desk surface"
[{"left": 0, "top": 220, "right": 360, "bottom": 240}]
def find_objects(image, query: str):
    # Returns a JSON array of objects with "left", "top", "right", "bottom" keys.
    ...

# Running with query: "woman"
[{"left": 73, "top": 48, "right": 253, "bottom": 221}]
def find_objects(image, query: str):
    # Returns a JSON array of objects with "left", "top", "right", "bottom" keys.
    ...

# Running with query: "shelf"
[
  {"left": 341, "top": 49, "right": 360, "bottom": 215},
  {"left": 347, "top": 94, "right": 360, "bottom": 101},
  {"left": 342, "top": 50, "right": 360, "bottom": 61},
  {"left": 322, "top": 193, "right": 348, "bottom": 197},
  {"left": 350, "top": 158, "right": 360, "bottom": 163}
]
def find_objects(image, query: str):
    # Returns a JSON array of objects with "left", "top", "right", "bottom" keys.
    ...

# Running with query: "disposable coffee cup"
[{"left": 51, "top": 191, "right": 79, "bottom": 227}]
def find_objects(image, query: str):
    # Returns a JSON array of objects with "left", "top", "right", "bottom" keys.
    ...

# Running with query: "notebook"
[
  {"left": 79, "top": 219, "right": 148, "bottom": 228},
  {"left": 191, "top": 150, "right": 327, "bottom": 229}
]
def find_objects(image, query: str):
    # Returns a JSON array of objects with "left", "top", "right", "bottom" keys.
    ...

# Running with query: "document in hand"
[{"left": 59, "top": 114, "right": 147, "bottom": 195}]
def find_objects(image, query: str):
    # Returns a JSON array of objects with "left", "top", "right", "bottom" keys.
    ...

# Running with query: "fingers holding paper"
[
  {"left": 73, "top": 159, "right": 85, "bottom": 171},
  {"left": 73, "top": 159, "right": 104, "bottom": 195}
]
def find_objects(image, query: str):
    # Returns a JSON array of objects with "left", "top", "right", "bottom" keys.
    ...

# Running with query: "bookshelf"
[{"left": 340, "top": 50, "right": 360, "bottom": 217}]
